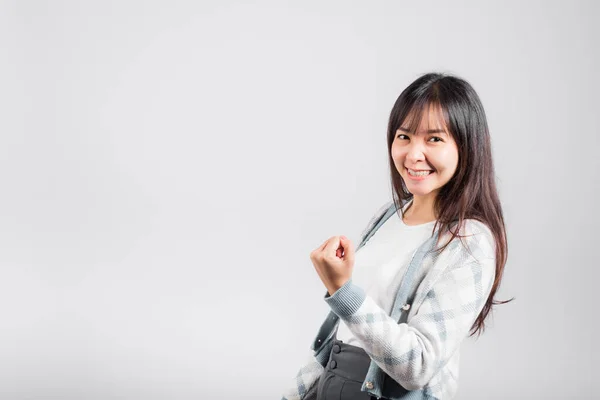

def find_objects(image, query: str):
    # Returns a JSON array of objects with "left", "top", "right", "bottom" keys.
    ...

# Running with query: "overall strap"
[
  {"left": 389, "top": 230, "right": 440, "bottom": 321},
  {"left": 357, "top": 199, "right": 406, "bottom": 251}
]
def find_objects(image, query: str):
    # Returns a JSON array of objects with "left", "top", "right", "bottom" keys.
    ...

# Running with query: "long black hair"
[{"left": 387, "top": 72, "right": 512, "bottom": 337}]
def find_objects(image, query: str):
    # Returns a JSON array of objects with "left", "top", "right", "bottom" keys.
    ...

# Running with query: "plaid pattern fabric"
[
  {"left": 280, "top": 349, "right": 323, "bottom": 400},
  {"left": 281, "top": 200, "right": 496, "bottom": 400}
]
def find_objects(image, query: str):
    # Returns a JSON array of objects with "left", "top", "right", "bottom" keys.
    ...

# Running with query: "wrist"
[
  {"left": 324, "top": 279, "right": 366, "bottom": 317},
  {"left": 326, "top": 279, "right": 348, "bottom": 296}
]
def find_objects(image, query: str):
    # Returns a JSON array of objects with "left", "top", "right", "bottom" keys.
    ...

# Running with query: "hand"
[{"left": 310, "top": 235, "right": 355, "bottom": 295}]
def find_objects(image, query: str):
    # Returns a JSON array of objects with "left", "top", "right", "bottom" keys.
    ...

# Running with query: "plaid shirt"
[{"left": 281, "top": 199, "right": 497, "bottom": 400}]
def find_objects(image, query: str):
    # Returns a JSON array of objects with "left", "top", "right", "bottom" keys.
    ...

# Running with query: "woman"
[{"left": 280, "top": 72, "right": 511, "bottom": 400}]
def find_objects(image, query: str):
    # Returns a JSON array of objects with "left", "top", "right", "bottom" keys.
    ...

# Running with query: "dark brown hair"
[{"left": 387, "top": 72, "right": 513, "bottom": 337}]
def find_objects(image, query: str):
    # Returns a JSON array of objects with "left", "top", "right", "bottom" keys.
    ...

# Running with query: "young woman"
[{"left": 281, "top": 72, "right": 510, "bottom": 400}]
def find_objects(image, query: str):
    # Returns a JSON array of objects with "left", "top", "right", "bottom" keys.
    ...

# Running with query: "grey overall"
[{"left": 316, "top": 337, "right": 376, "bottom": 400}]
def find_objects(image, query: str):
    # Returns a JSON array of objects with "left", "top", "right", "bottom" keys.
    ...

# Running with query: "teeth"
[{"left": 408, "top": 169, "right": 432, "bottom": 177}]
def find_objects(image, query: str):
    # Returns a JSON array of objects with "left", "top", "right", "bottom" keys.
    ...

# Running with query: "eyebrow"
[{"left": 398, "top": 127, "right": 447, "bottom": 135}]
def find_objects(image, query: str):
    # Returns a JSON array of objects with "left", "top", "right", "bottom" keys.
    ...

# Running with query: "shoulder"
[
  {"left": 374, "top": 199, "right": 397, "bottom": 216},
  {"left": 438, "top": 219, "right": 496, "bottom": 264},
  {"left": 358, "top": 199, "right": 396, "bottom": 242},
  {"left": 462, "top": 219, "right": 496, "bottom": 260},
  {"left": 365, "top": 199, "right": 397, "bottom": 228},
  {"left": 460, "top": 219, "right": 493, "bottom": 241}
]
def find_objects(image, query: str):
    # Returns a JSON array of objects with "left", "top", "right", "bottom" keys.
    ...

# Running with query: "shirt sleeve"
[
  {"left": 323, "top": 252, "right": 495, "bottom": 390},
  {"left": 280, "top": 347, "right": 323, "bottom": 400}
]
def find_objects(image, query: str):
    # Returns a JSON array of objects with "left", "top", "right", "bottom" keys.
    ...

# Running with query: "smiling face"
[{"left": 391, "top": 104, "right": 459, "bottom": 202}]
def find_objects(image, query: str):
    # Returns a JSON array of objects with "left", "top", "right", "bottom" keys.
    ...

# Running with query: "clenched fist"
[{"left": 310, "top": 235, "right": 355, "bottom": 296}]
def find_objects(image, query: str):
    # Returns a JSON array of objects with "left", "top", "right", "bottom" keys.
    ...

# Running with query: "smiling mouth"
[{"left": 406, "top": 168, "right": 435, "bottom": 177}]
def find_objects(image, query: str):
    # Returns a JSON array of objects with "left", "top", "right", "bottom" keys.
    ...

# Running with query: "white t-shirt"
[{"left": 335, "top": 200, "right": 437, "bottom": 347}]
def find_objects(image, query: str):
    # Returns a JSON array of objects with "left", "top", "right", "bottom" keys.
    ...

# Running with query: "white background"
[{"left": 1, "top": 0, "right": 598, "bottom": 399}]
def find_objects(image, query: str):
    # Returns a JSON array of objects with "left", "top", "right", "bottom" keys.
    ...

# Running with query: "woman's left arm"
[{"left": 324, "top": 254, "right": 495, "bottom": 390}]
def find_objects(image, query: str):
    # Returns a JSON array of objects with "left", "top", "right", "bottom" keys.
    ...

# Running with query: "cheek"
[
  {"left": 391, "top": 145, "right": 404, "bottom": 162},
  {"left": 436, "top": 149, "right": 459, "bottom": 172}
]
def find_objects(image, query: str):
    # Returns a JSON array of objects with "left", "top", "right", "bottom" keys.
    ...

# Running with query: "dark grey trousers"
[{"left": 315, "top": 339, "right": 376, "bottom": 400}]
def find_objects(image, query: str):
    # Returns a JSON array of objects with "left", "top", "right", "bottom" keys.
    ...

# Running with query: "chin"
[
  {"left": 408, "top": 189, "right": 434, "bottom": 197},
  {"left": 404, "top": 180, "right": 438, "bottom": 195}
]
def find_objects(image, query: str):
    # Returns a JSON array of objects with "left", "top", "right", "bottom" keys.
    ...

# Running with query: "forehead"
[{"left": 400, "top": 105, "right": 448, "bottom": 134}]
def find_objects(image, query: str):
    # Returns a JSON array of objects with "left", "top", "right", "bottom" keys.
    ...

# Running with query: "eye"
[{"left": 395, "top": 134, "right": 444, "bottom": 142}]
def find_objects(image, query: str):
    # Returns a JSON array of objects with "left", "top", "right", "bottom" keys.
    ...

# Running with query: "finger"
[
  {"left": 323, "top": 236, "right": 341, "bottom": 255},
  {"left": 340, "top": 236, "right": 355, "bottom": 264},
  {"left": 319, "top": 236, "right": 334, "bottom": 252},
  {"left": 311, "top": 238, "right": 328, "bottom": 257},
  {"left": 336, "top": 237, "right": 346, "bottom": 257}
]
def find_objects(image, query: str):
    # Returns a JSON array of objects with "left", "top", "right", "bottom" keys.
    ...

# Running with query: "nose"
[{"left": 406, "top": 141, "right": 427, "bottom": 164}]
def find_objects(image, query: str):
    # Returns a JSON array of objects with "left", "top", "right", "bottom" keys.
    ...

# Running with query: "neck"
[{"left": 404, "top": 195, "right": 437, "bottom": 224}]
